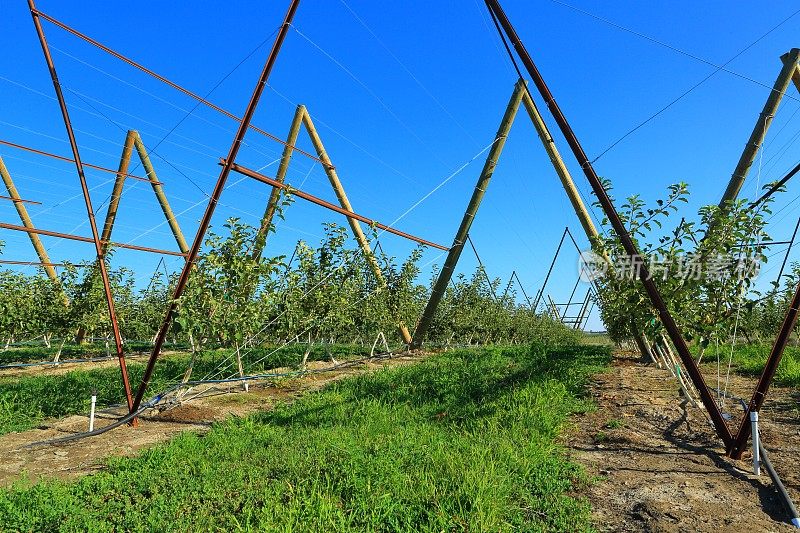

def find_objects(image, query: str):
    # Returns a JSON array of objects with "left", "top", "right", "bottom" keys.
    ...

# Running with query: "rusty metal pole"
[
  {"left": 300, "top": 109, "right": 414, "bottom": 345},
  {"left": 100, "top": 131, "right": 136, "bottom": 249},
  {"left": 253, "top": 104, "right": 306, "bottom": 259},
  {"left": 226, "top": 163, "right": 447, "bottom": 249},
  {"left": 132, "top": 132, "right": 189, "bottom": 254},
  {"left": 28, "top": 0, "right": 134, "bottom": 412},
  {"left": 0, "top": 157, "right": 58, "bottom": 282},
  {"left": 131, "top": 0, "right": 302, "bottom": 415},
  {"left": 484, "top": 0, "right": 734, "bottom": 447},
  {"left": 719, "top": 49, "right": 800, "bottom": 207},
  {"left": 412, "top": 80, "right": 526, "bottom": 347},
  {"left": 729, "top": 280, "right": 800, "bottom": 458}
]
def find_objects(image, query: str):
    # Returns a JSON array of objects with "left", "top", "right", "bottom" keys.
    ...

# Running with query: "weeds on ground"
[{"left": 0, "top": 343, "right": 610, "bottom": 531}]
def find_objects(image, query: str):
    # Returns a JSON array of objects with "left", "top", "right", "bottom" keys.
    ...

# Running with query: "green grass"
[
  {"left": 0, "top": 343, "right": 610, "bottom": 531},
  {"left": 700, "top": 343, "right": 800, "bottom": 388},
  {"left": 0, "top": 344, "right": 372, "bottom": 435}
]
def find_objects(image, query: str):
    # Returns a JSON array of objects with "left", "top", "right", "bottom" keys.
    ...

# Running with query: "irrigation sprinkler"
[
  {"left": 131, "top": 0, "right": 303, "bottom": 418},
  {"left": 719, "top": 48, "right": 800, "bottom": 207},
  {"left": 28, "top": 0, "right": 134, "bottom": 411},
  {"left": 484, "top": 0, "right": 734, "bottom": 447}
]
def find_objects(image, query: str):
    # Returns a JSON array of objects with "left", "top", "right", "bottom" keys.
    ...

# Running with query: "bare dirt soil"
[
  {"left": 0, "top": 353, "right": 427, "bottom": 488},
  {"left": 566, "top": 351, "right": 800, "bottom": 532}
]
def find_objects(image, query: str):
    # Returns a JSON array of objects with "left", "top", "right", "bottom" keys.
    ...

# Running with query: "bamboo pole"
[
  {"left": 412, "top": 80, "right": 526, "bottom": 347},
  {"left": 253, "top": 104, "right": 306, "bottom": 258},
  {"left": 133, "top": 132, "right": 189, "bottom": 254},
  {"left": 719, "top": 48, "right": 800, "bottom": 207},
  {"left": 520, "top": 90, "right": 599, "bottom": 242},
  {"left": 0, "top": 157, "right": 58, "bottom": 281},
  {"left": 300, "top": 109, "right": 414, "bottom": 345},
  {"left": 100, "top": 130, "right": 136, "bottom": 250}
]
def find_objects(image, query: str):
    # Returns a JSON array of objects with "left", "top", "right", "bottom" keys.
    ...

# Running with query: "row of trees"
[
  {"left": 0, "top": 219, "right": 579, "bottom": 353},
  {"left": 589, "top": 178, "right": 795, "bottom": 351}
]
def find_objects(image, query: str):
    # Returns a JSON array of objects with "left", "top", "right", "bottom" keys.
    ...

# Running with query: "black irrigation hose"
[
  {"left": 714, "top": 387, "right": 800, "bottom": 528},
  {"left": 759, "top": 444, "right": 800, "bottom": 528},
  {"left": 28, "top": 351, "right": 402, "bottom": 447},
  {"left": 27, "top": 391, "right": 169, "bottom": 447}
]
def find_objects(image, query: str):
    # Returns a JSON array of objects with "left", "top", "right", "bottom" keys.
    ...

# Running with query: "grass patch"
[
  {"left": 0, "top": 343, "right": 609, "bottom": 531},
  {"left": 0, "top": 344, "right": 372, "bottom": 435},
  {"left": 699, "top": 343, "right": 800, "bottom": 388}
]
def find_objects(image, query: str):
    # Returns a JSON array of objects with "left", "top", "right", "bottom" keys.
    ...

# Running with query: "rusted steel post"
[
  {"left": 0, "top": 157, "right": 58, "bottom": 282},
  {"left": 253, "top": 104, "right": 306, "bottom": 259},
  {"left": 719, "top": 49, "right": 800, "bottom": 207},
  {"left": 100, "top": 131, "right": 136, "bottom": 250},
  {"left": 0, "top": 139, "right": 157, "bottom": 183},
  {"left": 412, "top": 80, "right": 525, "bottom": 347},
  {"left": 31, "top": 8, "right": 324, "bottom": 168},
  {"left": 729, "top": 280, "right": 800, "bottom": 458},
  {"left": 227, "top": 162, "right": 447, "bottom": 249},
  {"left": 484, "top": 0, "right": 734, "bottom": 447},
  {"left": 0, "top": 223, "right": 188, "bottom": 256},
  {"left": 748, "top": 161, "right": 800, "bottom": 210},
  {"left": 533, "top": 226, "right": 568, "bottom": 311},
  {"left": 520, "top": 90, "right": 599, "bottom": 243},
  {"left": 132, "top": 132, "right": 189, "bottom": 254},
  {"left": 28, "top": 0, "right": 134, "bottom": 412},
  {"left": 131, "top": 0, "right": 303, "bottom": 416},
  {"left": 300, "top": 109, "right": 414, "bottom": 345}
]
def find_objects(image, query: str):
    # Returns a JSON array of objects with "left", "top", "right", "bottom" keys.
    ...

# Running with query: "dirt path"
[
  {"left": 0, "top": 353, "right": 427, "bottom": 488},
  {"left": 566, "top": 351, "right": 800, "bottom": 532}
]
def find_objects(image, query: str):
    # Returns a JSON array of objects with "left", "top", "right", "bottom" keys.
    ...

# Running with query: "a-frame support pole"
[
  {"left": 28, "top": 0, "right": 134, "bottom": 412},
  {"left": 101, "top": 130, "right": 189, "bottom": 255},
  {"left": 131, "top": 0, "right": 302, "bottom": 416},
  {"left": 253, "top": 104, "right": 306, "bottom": 259},
  {"left": 520, "top": 91, "right": 600, "bottom": 243},
  {"left": 720, "top": 48, "right": 800, "bottom": 207},
  {"left": 729, "top": 279, "right": 800, "bottom": 457},
  {"left": 301, "top": 109, "right": 414, "bottom": 345},
  {"left": 485, "top": 0, "right": 734, "bottom": 448},
  {"left": 133, "top": 133, "right": 189, "bottom": 254},
  {"left": 411, "top": 79, "right": 526, "bottom": 348},
  {"left": 100, "top": 131, "right": 136, "bottom": 249},
  {"left": 533, "top": 227, "right": 567, "bottom": 311},
  {"left": 0, "top": 157, "right": 58, "bottom": 282}
]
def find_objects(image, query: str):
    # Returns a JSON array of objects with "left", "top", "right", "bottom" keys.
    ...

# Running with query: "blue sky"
[{"left": 2, "top": 0, "right": 800, "bottom": 331}]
